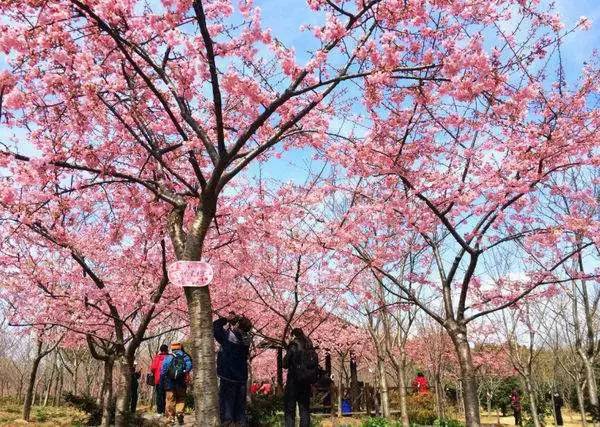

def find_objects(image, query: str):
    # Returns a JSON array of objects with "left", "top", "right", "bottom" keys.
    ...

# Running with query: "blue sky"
[
  {"left": 2, "top": 0, "right": 600, "bottom": 183},
  {"left": 249, "top": 0, "right": 600, "bottom": 182}
]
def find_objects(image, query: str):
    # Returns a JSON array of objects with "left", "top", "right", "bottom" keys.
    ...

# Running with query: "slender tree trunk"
[
  {"left": 114, "top": 357, "right": 133, "bottom": 427},
  {"left": 337, "top": 362, "right": 343, "bottom": 418},
  {"left": 486, "top": 391, "right": 492, "bottom": 415},
  {"left": 434, "top": 371, "right": 444, "bottom": 419},
  {"left": 350, "top": 356, "right": 359, "bottom": 411},
  {"left": 577, "top": 381, "right": 588, "bottom": 427},
  {"left": 377, "top": 354, "right": 390, "bottom": 418},
  {"left": 54, "top": 369, "right": 63, "bottom": 406},
  {"left": 397, "top": 359, "right": 409, "bottom": 426},
  {"left": 524, "top": 378, "right": 541, "bottom": 427},
  {"left": 17, "top": 375, "right": 24, "bottom": 402},
  {"left": 43, "top": 352, "right": 57, "bottom": 407},
  {"left": 581, "top": 355, "right": 600, "bottom": 422},
  {"left": 450, "top": 329, "right": 481, "bottom": 427},
  {"left": 276, "top": 347, "right": 284, "bottom": 394},
  {"left": 22, "top": 357, "right": 42, "bottom": 421},
  {"left": 100, "top": 358, "right": 115, "bottom": 427}
]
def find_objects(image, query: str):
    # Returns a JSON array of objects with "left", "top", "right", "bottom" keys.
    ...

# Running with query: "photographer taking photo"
[{"left": 213, "top": 311, "right": 253, "bottom": 426}]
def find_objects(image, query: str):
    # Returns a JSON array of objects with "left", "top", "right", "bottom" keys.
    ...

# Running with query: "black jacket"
[
  {"left": 283, "top": 337, "right": 312, "bottom": 383},
  {"left": 213, "top": 318, "right": 251, "bottom": 383}
]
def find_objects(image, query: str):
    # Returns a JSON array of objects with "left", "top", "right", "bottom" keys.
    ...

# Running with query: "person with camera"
[{"left": 213, "top": 311, "right": 253, "bottom": 426}]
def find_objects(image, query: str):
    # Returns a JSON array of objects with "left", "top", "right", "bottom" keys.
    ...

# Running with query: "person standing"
[
  {"left": 160, "top": 342, "right": 193, "bottom": 425},
  {"left": 130, "top": 361, "right": 141, "bottom": 414},
  {"left": 411, "top": 372, "right": 430, "bottom": 394},
  {"left": 283, "top": 328, "right": 319, "bottom": 427},
  {"left": 553, "top": 392, "right": 564, "bottom": 426},
  {"left": 511, "top": 388, "right": 523, "bottom": 426},
  {"left": 150, "top": 344, "right": 169, "bottom": 415},
  {"left": 213, "top": 312, "right": 253, "bottom": 426}
]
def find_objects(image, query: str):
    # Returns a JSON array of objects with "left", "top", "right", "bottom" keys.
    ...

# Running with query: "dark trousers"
[
  {"left": 284, "top": 381, "right": 311, "bottom": 427},
  {"left": 555, "top": 407, "right": 563, "bottom": 425},
  {"left": 219, "top": 378, "right": 247, "bottom": 426},
  {"left": 514, "top": 409, "right": 522, "bottom": 426},
  {"left": 155, "top": 383, "right": 166, "bottom": 414},
  {"left": 130, "top": 387, "right": 139, "bottom": 413}
]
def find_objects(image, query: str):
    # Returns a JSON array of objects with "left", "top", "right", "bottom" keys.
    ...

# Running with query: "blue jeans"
[{"left": 219, "top": 378, "right": 247, "bottom": 425}]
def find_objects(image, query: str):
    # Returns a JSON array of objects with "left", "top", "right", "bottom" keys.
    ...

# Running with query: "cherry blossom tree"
[
  {"left": 319, "top": 5, "right": 600, "bottom": 425},
  {"left": 0, "top": 1, "right": 399, "bottom": 422},
  {"left": 0, "top": 199, "right": 182, "bottom": 426}
]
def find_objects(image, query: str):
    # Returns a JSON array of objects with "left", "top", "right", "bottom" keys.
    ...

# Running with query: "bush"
[
  {"left": 406, "top": 393, "right": 437, "bottom": 425},
  {"left": 35, "top": 408, "right": 48, "bottom": 422},
  {"left": 63, "top": 392, "right": 102, "bottom": 426},
  {"left": 433, "top": 418, "right": 464, "bottom": 427},
  {"left": 247, "top": 394, "right": 283, "bottom": 427},
  {"left": 361, "top": 417, "right": 403, "bottom": 427}
]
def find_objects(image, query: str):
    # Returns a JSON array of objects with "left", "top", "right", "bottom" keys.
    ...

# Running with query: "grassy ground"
[
  {"left": 479, "top": 409, "right": 591, "bottom": 426},
  {"left": 0, "top": 401, "right": 87, "bottom": 426}
]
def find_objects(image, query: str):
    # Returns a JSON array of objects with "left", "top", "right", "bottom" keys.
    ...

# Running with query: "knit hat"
[{"left": 171, "top": 342, "right": 182, "bottom": 350}]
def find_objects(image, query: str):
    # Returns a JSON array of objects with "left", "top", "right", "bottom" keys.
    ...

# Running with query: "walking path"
[{"left": 139, "top": 412, "right": 195, "bottom": 426}]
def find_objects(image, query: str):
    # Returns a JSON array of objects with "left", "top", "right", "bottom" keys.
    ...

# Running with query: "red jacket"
[
  {"left": 412, "top": 375, "right": 430, "bottom": 394},
  {"left": 150, "top": 353, "right": 168, "bottom": 385}
]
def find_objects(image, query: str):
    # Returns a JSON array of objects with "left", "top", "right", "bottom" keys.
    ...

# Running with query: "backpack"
[
  {"left": 167, "top": 353, "right": 186, "bottom": 382},
  {"left": 294, "top": 342, "right": 319, "bottom": 384}
]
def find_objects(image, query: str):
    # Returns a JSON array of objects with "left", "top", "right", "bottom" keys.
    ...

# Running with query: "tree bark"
[
  {"left": 176, "top": 202, "right": 220, "bottom": 426},
  {"left": 350, "top": 356, "right": 359, "bottom": 411},
  {"left": 397, "top": 358, "right": 410, "bottom": 426},
  {"left": 276, "top": 347, "right": 284, "bottom": 394},
  {"left": 450, "top": 329, "right": 481, "bottom": 427},
  {"left": 100, "top": 358, "right": 115, "bottom": 427},
  {"left": 581, "top": 355, "right": 600, "bottom": 422},
  {"left": 576, "top": 381, "right": 588, "bottom": 427},
  {"left": 22, "top": 357, "right": 42, "bottom": 421},
  {"left": 186, "top": 285, "right": 220, "bottom": 426},
  {"left": 524, "top": 378, "right": 541, "bottom": 427},
  {"left": 377, "top": 354, "right": 390, "bottom": 418},
  {"left": 114, "top": 357, "right": 133, "bottom": 427}
]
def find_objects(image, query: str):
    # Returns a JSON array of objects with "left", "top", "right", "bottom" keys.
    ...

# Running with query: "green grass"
[{"left": 0, "top": 401, "right": 88, "bottom": 426}]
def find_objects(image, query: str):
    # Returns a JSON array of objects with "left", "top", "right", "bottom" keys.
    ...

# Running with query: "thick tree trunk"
[
  {"left": 397, "top": 359, "right": 409, "bottom": 426},
  {"left": 114, "top": 358, "right": 133, "bottom": 427},
  {"left": 100, "top": 358, "right": 115, "bottom": 427},
  {"left": 524, "top": 379, "right": 541, "bottom": 427},
  {"left": 186, "top": 285, "right": 220, "bottom": 426},
  {"left": 22, "top": 357, "right": 42, "bottom": 421},
  {"left": 177, "top": 205, "right": 220, "bottom": 426},
  {"left": 450, "top": 329, "right": 481, "bottom": 427}
]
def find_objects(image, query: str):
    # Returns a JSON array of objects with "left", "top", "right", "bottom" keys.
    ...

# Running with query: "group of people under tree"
[
  {"left": 148, "top": 343, "right": 193, "bottom": 425},
  {"left": 145, "top": 311, "right": 320, "bottom": 426}
]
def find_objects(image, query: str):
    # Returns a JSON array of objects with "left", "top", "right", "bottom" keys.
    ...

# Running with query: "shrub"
[
  {"left": 63, "top": 392, "right": 102, "bottom": 426},
  {"left": 361, "top": 417, "right": 404, "bottom": 427},
  {"left": 433, "top": 418, "right": 464, "bottom": 427},
  {"left": 406, "top": 393, "right": 437, "bottom": 425},
  {"left": 35, "top": 408, "right": 48, "bottom": 422},
  {"left": 247, "top": 394, "right": 283, "bottom": 427}
]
